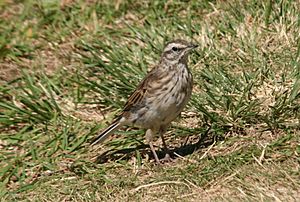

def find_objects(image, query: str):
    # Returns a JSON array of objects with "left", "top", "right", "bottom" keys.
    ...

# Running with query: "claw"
[{"left": 160, "top": 153, "right": 174, "bottom": 163}]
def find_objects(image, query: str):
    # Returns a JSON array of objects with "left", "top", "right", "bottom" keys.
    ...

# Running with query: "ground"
[{"left": 0, "top": 0, "right": 299, "bottom": 201}]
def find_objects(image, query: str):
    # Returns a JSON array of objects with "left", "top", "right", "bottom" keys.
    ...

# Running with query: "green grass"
[{"left": 0, "top": 0, "right": 299, "bottom": 201}]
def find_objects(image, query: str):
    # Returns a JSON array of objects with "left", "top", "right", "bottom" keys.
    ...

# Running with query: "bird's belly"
[{"left": 133, "top": 87, "right": 191, "bottom": 129}]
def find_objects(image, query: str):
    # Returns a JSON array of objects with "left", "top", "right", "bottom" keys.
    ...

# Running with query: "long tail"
[{"left": 90, "top": 119, "right": 122, "bottom": 146}]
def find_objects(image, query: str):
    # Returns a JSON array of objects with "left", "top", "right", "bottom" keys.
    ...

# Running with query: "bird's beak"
[
  {"left": 185, "top": 43, "right": 198, "bottom": 51},
  {"left": 189, "top": 44, "right": 198, "bottom": 49}
]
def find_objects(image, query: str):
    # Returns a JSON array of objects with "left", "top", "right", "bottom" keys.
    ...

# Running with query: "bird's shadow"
[{"left": 95, "top": 126, "right": 223, "bottom": 164}]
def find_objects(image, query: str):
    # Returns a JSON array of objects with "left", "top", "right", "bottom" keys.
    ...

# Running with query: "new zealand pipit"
[{"left": 91, "top": 39, "right": 197, "bottom": 164}]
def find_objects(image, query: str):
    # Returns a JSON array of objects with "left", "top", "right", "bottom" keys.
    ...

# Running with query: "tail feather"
[{"left": 90, "top": 120, "right": 121, "bottom": 146}]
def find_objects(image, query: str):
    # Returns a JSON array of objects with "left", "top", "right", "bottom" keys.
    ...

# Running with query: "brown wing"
[
  {"left": 122, "top": 84, "right": 146, "bottom": 112},
  {"left": 122, "top": 67, "right": 159, "bottom": 113}
]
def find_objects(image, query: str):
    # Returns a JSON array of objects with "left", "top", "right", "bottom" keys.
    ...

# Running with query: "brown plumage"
[{"left": 91, "top": 39, "right": 197, "bottom": 164}]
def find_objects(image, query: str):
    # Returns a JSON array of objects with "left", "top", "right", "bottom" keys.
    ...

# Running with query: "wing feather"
[{"left": 122, "top": 67, "right": 159, "bottom": 112}]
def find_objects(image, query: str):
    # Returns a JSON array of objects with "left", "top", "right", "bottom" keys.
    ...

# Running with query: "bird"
[{"left": 91, "top": 39, "right": 197, "bottom": 164}]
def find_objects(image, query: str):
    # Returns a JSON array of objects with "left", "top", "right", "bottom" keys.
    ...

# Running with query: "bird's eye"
[{"left": 172, "top": 47, "right": 179, "bottom": 51}]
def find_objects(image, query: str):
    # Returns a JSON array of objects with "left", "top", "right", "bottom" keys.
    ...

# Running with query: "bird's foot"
[{"left": 159, "top": 153, "right": 174, "bottom": 163}]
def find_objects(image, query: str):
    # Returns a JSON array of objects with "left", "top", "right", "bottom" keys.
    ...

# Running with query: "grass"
[{"left": 0, "top": 0, "right": 299, "bottom": 201}]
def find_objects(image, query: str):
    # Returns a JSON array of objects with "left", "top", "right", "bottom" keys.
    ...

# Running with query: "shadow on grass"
[{"left": 95, "top": 126, "right": 224, "bottom": 164}]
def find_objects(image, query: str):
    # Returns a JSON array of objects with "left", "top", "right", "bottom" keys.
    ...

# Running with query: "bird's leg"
[
  {"left": 146, "top": 129, "right": 160, "bottom": 164},
  {"left": 160, "top": 128, "right": 174, "bottom": 162}
]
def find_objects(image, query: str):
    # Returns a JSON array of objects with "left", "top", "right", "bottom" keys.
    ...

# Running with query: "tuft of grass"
[{"left": 0, "top": 0, "right": 299, "bottom": 201}]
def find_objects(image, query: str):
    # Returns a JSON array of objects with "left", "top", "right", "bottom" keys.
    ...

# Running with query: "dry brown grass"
[{"left": 0, "top": 0, "right": 299, "bottom": 201}]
